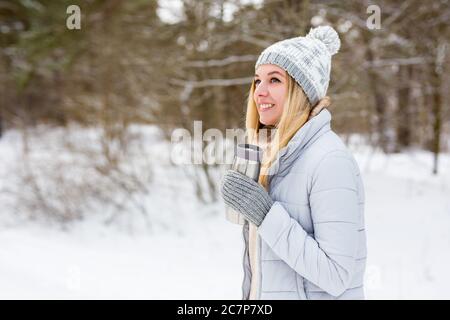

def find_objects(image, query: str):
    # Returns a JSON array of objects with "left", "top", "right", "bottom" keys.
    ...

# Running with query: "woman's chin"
[{"left": 259, "top": 118, "right": 276, "bottom": 126}]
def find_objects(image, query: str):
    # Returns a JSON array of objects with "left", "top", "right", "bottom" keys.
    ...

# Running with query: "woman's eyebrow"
[{"left": 254, "top": 71, "right": 285, "bottom": 77}]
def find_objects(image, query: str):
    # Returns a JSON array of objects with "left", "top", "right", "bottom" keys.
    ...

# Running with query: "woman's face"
[{"left": 253, "top": 64, "right": 288, "bottom": 126}]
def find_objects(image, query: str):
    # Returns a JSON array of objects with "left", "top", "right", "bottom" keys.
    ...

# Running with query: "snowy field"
[{"left": 0, "top": 126, "right": 449, "bottom": 299}]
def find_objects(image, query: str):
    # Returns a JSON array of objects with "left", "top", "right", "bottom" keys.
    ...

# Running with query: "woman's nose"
[{"left": 255, "top": 82, "right": 269, "bottom": 97}]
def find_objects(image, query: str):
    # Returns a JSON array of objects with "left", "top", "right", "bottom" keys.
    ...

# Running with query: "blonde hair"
[{"left": 245, "top": 73, "right": 312, "bottom": 189}]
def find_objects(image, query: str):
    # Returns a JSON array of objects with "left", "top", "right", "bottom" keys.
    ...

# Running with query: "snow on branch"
[
  {"left": 184, "top": 55, "right": 258, "bottom": 68},
  {"left": 170, "top": 77, "right": 253, "bottom": 88},
  {"left": 363, "top": 57, "right": 431, "bottom": 68}
]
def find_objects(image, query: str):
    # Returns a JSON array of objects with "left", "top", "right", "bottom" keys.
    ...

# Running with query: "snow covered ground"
[{"left": 0, "top": 126, "right": 449, "bottom": 299}]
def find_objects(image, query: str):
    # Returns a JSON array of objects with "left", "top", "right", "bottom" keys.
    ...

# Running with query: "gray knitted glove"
[{"left": 220, "top": 170, "right": 273, "bottom": 227}]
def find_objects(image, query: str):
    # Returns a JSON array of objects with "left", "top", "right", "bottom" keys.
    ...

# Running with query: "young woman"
[{"left": 221, "top": 26, "right": 367, "bottom": 300}]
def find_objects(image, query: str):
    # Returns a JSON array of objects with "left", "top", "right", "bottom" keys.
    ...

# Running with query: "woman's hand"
[{"left": 220, "top": 170, "right": 273, "bottom": 227}]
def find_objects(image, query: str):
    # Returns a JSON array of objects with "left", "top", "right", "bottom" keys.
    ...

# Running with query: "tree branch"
[
  {"left": 170, "top": 76, "right": 253, "bottom": 88},
  {"left": 184, "top": 54, "right": 258, "bottom": 67}
]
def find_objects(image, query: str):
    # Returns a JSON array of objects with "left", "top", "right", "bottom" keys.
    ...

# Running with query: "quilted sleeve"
[{"left": 258, "top": 151, "right": 359, "bottom": 297}]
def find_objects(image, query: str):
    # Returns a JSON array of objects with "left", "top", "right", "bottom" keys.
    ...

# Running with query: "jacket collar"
[{"left": 267, "top": 108, "right": 332, "bottom": 181}]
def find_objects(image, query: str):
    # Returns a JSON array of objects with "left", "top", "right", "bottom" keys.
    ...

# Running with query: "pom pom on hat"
[{"left": 307, "top": 25, "right": 341, "bottom": 55}]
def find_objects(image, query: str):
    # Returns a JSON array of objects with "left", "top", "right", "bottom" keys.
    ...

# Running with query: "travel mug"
[{"left": 225, "top": 143, "right": 264, "bottom": 225}]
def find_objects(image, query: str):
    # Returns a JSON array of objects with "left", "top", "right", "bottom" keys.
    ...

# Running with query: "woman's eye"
[{"left": 254, "top": 78, "right": 280, "bottom": 85}]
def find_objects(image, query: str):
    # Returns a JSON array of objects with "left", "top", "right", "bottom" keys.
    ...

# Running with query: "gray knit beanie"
[{"left": 255, "top": 25, "right": 341, "bottom": 106}]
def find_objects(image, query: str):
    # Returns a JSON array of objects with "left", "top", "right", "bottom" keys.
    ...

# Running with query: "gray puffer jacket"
[{"left": 242, "top": 109, "right": 367, "bottom": 300}]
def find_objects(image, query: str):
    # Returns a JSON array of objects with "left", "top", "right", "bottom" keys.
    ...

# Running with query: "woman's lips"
[{"left": 259, "top": 103, "right": 275, "bottom": 111}]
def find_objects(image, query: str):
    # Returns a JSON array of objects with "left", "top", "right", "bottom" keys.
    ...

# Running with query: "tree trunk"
[
  {"left": 395, "top": 64, "right": 412, "bottom": 151},
  {"left": 365, "top": 45, "right": 389, "bottom": 152},
  {"left": 430, "top": 60, "right": 442, "bottom": 175}
]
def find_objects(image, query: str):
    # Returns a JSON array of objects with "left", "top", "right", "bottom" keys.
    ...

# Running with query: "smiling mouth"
[{"left": 259, "top": 103, "right": 274, "bottom": 110}]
